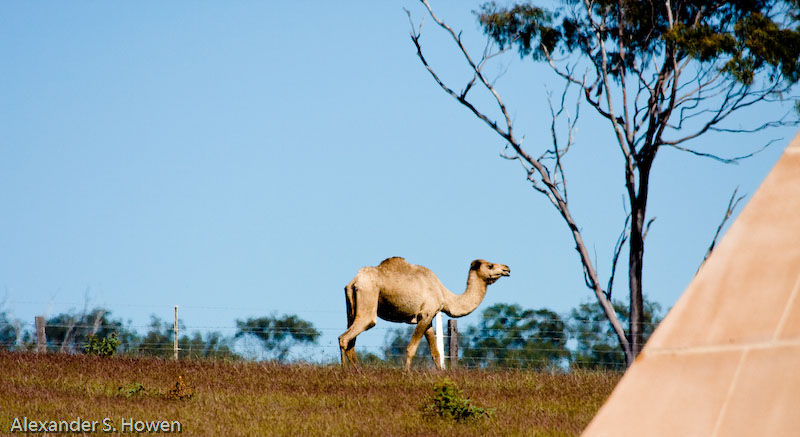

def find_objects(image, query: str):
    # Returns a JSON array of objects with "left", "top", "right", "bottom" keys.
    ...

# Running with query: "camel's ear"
[{"left": 470, "top": 260, "right": 482, "bottom": 271}]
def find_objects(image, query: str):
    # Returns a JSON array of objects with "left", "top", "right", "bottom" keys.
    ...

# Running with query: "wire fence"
[
  {"left": 0, "top": 319, "right": 657, "bottom": 370},
  {"left": 0, "top": 298, "right": 665, "bottom": 370}
]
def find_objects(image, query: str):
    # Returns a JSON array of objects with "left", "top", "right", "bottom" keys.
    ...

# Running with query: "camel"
[{"left": 339, "top": 257, "right": 510, "bottom": 370}]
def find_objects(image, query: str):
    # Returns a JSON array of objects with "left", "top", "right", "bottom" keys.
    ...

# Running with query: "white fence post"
[
  {"left": 173, "top": 305, "right": 179, "bottom": 361},
  {"left": 434, "top": 312, "right": 444, "bottom": 369}
]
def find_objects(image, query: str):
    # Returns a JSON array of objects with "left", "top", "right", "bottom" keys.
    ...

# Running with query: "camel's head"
[{"left": 470, "top": 259, "right": 511, "bottom": 284}]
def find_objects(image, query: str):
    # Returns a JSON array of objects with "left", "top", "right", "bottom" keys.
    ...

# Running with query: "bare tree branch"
[
  {"left": 607, "top": 214, "right": 631, "bottom": 300},
  {"left": 661, "top": 80, "right": 789, "bottom": 146},
  {"left": 699, "top": 187, "right": 746, "bottom": 270},
  {"left": 662, "top": 138, "right": 780, "bottom": 164},
  {"left": 90, "top": 309, "right": 105, "bottom": 336},
  {"left": 643, "top": 217, "right": 656, "bottom": 241}
]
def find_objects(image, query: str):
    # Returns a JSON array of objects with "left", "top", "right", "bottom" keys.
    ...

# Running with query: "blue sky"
[{"left": 1, "top": 1, "right": 797, "bottom": 360}]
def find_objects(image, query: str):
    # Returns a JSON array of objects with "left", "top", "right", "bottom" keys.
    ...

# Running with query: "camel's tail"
[{"left": 344, "top": 279, "right": 357, "bottom": 328}]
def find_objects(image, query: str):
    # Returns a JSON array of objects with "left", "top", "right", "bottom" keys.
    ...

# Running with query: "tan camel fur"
[{"left": 339, "top": 257, "right": 510, "bottom": 370}]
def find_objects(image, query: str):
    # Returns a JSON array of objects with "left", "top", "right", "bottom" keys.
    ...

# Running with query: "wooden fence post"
[
  {"left": 35, "top": 316, "right": 46, "bottom": 353},
  {"left": 173, "top": 306, "right": 179, "bottom": 361},
  {"left": 448, "top": 319, "right": 458, "bottom": 369}
]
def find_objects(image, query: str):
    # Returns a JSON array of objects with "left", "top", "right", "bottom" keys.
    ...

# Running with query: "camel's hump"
[
  {"left": 375, "top": 257, "right": 436, "bottom": 277},
  {"left": 378, "top": 256, "right": 406, "bottom": 266}
]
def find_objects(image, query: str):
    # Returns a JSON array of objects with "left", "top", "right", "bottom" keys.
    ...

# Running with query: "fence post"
[
  {"left": 434, "top": 313, "right": 445, "bottom": 369},
  {"left": 448, "top": 319, "right": 458, "bottom": 369},
  {"left": 173, "top": 306, "right": 178, "bottom": 361},
  {"left": 35, "top": 316, "right": 46, "bottom": 353}
]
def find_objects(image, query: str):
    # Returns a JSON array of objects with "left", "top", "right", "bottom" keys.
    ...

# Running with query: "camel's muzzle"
[{"left": 487, "top": 266, "right": 510, "bottom": 283}]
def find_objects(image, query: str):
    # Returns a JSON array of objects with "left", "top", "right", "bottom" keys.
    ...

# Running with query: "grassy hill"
[{"left": 0, "top": 352, "right": 619, "bottom": 436}]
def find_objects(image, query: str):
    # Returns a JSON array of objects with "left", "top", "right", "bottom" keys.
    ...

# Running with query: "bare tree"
[{"left": 407, "top": 0, "right": 800, "bottom": 365}]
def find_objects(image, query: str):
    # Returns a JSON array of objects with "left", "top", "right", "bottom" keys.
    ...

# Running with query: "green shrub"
[
  {"left": 117, "top": 382, "right": 146, "bottom": 398},
  {"left": 423, "top": 378, "right": 493, "bottom": 422},
  {"left": 84, "top": 332, "right": 121, "bottom": 357}
]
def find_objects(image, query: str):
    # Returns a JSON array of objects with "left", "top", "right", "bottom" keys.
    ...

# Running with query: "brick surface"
[{"left": 581, "top": 131, "right": 800, "bottom": 437}]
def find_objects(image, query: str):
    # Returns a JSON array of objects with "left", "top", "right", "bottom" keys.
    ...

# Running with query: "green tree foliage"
[
  {"left": 478, "top": 0, "right": 800, "bottom": 85},
  {"left": 137, "top": 315, "right": 237, "bottom": 360},
  {"left": 461, "top": 303, "right": 570, "bottom": 369},
  {"left": 0, "top": 311, "right": 29, "bottom": 351},
  {"left": 235, "top": 314, "right": 320, "bottom": 361},
  {"left": 135, "top": 315, "right": 174, "bottom": 357},
  {"left": 356, "top": 351, "right": 391, "bottom": 367},
  {"left": 180, "top": 331, "right": 239, "bottom": 360},
  {"left": 84, "top": 332, "right": 121, "bottom": 357},
  {"left": 569, "top": 298, "right": 662, "bottom": 370},
  {"left": 383, "top": 326, "right": 433, "bottom": 368}
]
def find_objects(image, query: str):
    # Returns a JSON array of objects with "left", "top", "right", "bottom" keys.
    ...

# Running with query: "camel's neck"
[{"left": 441, "top": 271, "right": 487, "bottom": 318}]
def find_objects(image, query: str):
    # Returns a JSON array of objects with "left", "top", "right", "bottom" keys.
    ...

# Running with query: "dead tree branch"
[
  {"left": 700, "top": 187, "right": 746, "bottom": 269},
  {"left": 662, "top": 138, "right": 780, "bottom": 164},
  {"left": 607, "top": 214, "right": 631, "bottom": 300}
]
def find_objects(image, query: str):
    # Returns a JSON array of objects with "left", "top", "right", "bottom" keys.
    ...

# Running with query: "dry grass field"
[{"left": 0, "top": 351, "right": 619, "bottom": 436}]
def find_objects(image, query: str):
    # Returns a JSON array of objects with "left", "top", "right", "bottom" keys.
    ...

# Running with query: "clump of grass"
[
  {"left": 165, "top": 375, "right": 193, "bottom": 400},
  {"left": 117, "top": 376, "right": 194, "bottom": 400},
  {"left": 423, "top": 378, "right": 494, "bottom": 422}
]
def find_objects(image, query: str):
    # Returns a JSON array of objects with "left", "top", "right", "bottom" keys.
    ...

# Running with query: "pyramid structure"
[{"left": 582, "top": 130, "right": 800, "bottom": 437}]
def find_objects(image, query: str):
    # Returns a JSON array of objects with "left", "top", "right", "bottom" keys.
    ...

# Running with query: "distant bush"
[
  {"left": 422, "top": 378, "right": 493, "bottom": 422},
  {"left": 235, "top": 314, "right": 320, "bottom": 362},
  {"left": 117, "top": 382, "right": 146, "bottom": 398},
  {"left": 84, "top": 332, "right": 121, "bottom": 357}
]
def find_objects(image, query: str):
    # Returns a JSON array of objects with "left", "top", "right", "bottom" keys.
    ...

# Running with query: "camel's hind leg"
[
  {"left": 339, "top": 280, "right": 376, "bottom": 368},
  {"left": 423, "top": 325, "right": 443, "bottom": 370},
  {"left": 340, "top": 281, "right": 356, "bottom": 367}
]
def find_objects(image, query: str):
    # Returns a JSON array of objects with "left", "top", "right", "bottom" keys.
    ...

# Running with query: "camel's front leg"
[
  {"left": 405, "top": 316, "right": 433, "bottom": 371},
  {"left": 423, "top": 325, "right": 443, "bottom": 370}
]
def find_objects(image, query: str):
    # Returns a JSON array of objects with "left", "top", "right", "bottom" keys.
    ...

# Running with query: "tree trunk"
[
  {"left": 628, "top": 205, "right": 645, "bottom": 363},
  {"left": 627, "top": 156, "right": 654, "bottom": 364}
]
